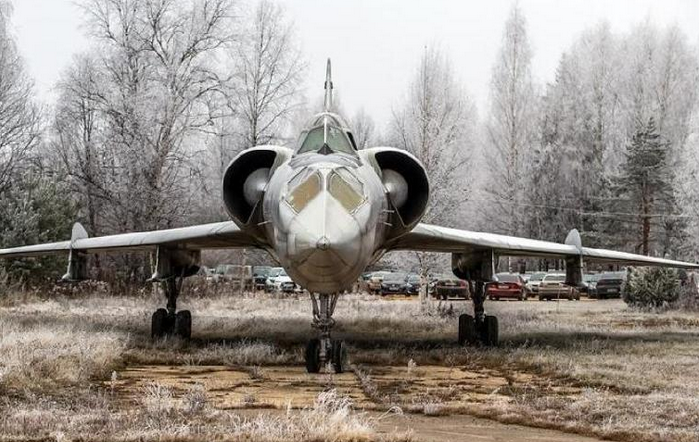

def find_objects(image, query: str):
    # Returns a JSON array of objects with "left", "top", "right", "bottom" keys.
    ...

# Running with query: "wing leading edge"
[
  {"left": 0, "top": 221, "right": 260, "bottom": 259},
  {"left": 388, "top": 223, "right": 699, "bottom": 269}
]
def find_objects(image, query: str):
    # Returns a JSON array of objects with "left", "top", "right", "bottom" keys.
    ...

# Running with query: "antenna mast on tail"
[{"left": 324, "top": 58, "right": 333, "bottom": 112}]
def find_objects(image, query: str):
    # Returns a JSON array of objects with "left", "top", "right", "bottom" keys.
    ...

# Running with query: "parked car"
[
  {"left": 252, "top": 266, "right": 273, "bottom": 290},
  {"left": 582, "top": 273, "right": 601, "bottom": 297},
  {"left": 525, "top": 272, "right": 547, "bottom": 295},
  {"left": 486, "top": 273, "right": 527, "bottom": 301},
  {"left": 381, "top": 272, "right": 408, "bottom": 295},
  {"left": 430, "top": 274, "right": 469, "bottom": 300},
  {"left": 405, "top": 273, "right": 422, "bottom": 296},
  {"left": 265, "top": 267, "right": 298, "bottom": 293},
  {"left": 209, "top": 264, "right": 253, "bottom": 289},
  {"left": 367, "top": 271, "right": 391, "bottom": 294},
  {"left": 595, "top": 271, "right": 626, "bottom": 299},
  {"left": 538, "top": 273, "right": 580, "bottom": 300}
]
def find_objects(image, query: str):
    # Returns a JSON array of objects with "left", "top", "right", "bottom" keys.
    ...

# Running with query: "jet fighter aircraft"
[{"left": 1, "top": 59, "right": 697, "bottom": 373}]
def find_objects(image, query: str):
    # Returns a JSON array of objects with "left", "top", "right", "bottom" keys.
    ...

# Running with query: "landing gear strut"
[
  {"left": 306, "top": 293, "right": 345, "bottom": 373},
  {"left": 151, "top": 277, "right": 191, "bottom": 339},
  {"left": 459, "top": 280, "right": 498, "bottom": 346}
]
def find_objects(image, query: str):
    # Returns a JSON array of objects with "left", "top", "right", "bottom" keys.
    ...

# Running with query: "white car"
[
  {"left": 265, "top": 267, "right": 298, "bottom": 293},
  {"left": 525, "top": 271, "right": 547, "bottom": 294}
]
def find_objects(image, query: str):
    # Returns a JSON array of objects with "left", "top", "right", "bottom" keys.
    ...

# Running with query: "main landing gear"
[
  {"left": 305, "top": 293, "right": 345, "bottom": 373},
  {"left": 151, "top": 277, "right": 191, "bottom": 339},
  {"left": 458, "top": 280, "right": 499, "bottom": 346}
]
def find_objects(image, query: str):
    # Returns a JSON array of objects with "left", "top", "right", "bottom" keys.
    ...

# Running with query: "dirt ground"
[
  {"left": 2, "top": 289, "right": 699, "bottom": 441},
  {"left": 113, "top": 364, "right": 603, "bottom": 442}
]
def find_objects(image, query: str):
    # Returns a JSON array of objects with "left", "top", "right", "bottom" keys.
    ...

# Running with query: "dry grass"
[{"left": 1, "top": 284, "right": 699, "bottom": 441}]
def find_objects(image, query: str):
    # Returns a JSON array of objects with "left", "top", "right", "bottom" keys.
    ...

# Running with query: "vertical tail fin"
[{"left": 324, "top": 58, "right": 333, "bottom": 112}]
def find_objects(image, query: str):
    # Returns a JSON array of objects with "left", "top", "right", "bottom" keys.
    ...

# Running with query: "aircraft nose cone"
[{"left": 316, "top": 236, "right": 330, "bottom": 251}]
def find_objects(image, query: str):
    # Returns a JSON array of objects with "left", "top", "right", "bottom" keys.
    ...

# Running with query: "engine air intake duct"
[
  {"left": 374, "top": 149, "right": 429, "bottom": 228},
  {"left": 222, "top": 149, "right": 277, "bottom": 225}
]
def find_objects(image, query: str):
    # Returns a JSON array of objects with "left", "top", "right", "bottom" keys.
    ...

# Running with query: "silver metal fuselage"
[{"left": 262, "top": 150, "right": 388, "bottom": 294}]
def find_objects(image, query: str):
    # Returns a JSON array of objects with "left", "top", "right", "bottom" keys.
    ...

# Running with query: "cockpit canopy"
[{"left": 296, "top": 113, "right": 357, "bottom": 156}]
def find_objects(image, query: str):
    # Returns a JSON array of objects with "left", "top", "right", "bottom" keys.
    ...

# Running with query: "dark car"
[
  {"left": 486, "top": 273, "right": 527, "bottom": 301},
  {"left": 582, "top": 273, "right": 601, "bottom": 297},
  {"left": 430, "top": 274, "right": 469, "bottom": 300},
  {"left": 595, "top": 271, "right": 626, "bottom": 299},
  {"left": 380, "top": 272, "right": 408, "bottom": 295},
  {"left": 252, "top": 266, "right": 273, "bottom": 290},
  {"left": 405, "top": 273, "right": 421, "bottom": 296}
]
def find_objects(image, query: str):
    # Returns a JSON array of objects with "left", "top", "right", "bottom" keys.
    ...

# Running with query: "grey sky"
[{"left": 11, "top": 0, "right": 699, "bottom": 127}]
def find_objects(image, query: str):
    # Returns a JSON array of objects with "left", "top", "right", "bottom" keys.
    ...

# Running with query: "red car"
[{"left": 486, "top": 273, "right": 527, "bottom": 301}]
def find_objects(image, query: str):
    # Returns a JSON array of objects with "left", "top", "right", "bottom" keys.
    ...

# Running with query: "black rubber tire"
[
  {"left": 331, "top": 340, "right": 345, "bottom": 373},
  {"left": 481, "top": 315, "right": 499, "bottom": 346},
  {"left": 458, "top": 314, "right": 476, "bottom": 345},
  {"left": 151, "top": 308, "right": 168, "bottom": 338},
  {"left": 441, "top": 293, "right": 448, "bottom": 301},
  {"left": 175, "top": 310, "right": 192, "bottom": 340},
  {"left": 305, "top": 339, "right": 321, "bottom": 373}
]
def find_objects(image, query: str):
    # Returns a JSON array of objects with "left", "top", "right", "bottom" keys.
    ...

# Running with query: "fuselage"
[{"left": 261, "top": 132, "right": 389, "bottom": 293}]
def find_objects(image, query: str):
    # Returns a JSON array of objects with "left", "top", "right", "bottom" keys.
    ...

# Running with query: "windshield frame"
[{"left": 295, "top": 113, "right": 358, "bottom": 156}]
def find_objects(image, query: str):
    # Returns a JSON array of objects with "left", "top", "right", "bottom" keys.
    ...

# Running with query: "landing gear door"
[{"left": 452, "top": 249, "right": 497, "bottom": 282}]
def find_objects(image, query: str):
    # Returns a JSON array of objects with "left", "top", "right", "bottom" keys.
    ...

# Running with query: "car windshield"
[
  {"left": 584, "top": 274, "right": 601, "bottom": 282},
  {"left": 384, "top": 273, "right": 407, "bottom": 283},
  {"left": 407, "top": 275, "right": 420, "bottom": 283},
  {"left": 600, "top": 271, "right": 625, "bottom": 280},
  {"left": 544, "top": 274, "right": 566, "bottom": 282},
  {"left": 269, "top": 268, "right": 282, "bottom": 277},
  {"left": 529, "top": 272, "right": 546, "bottom": 281},
  {"left": 254, "top": 267, "right": 271, "bottom": 277},
  {"left": 495, "top": 273, "right": 519, "bottom": 283}
]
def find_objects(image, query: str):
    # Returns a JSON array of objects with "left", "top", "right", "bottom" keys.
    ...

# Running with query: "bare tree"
[
  {"left": 228, "top": 0, "right": 305, "bottom": 151},
  {"left": 483, "top": 5, "right": 539, "bottom": 236},
  {"left": 387, "top": 46, "right": 477, "bottom": 274},
  {"left": 79, "top": 0, "right": 234, "bottom": 234},
  {"left": 350, "top": 108, "right": 376, "bottom": 149},
  {"left": 53, "top": 53, "right": 108, "bottom": 237},
  {"left": 0, "top": 2, "right": 41, "bottom": 192},
  {"left": 390, "top": 46, "right": 476, "bottom": 227}
]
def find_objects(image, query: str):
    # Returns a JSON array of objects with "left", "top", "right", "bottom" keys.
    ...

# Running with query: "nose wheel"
[{"left": 306, "top": 293, "right": 345, "bottom": 373}]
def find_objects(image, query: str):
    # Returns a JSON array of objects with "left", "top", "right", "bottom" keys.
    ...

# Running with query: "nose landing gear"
[{"left": 306, "top": 293, "right": 345, "bottom": 373}]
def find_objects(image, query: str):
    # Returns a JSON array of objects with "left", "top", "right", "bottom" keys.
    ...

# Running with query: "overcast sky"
[{"left": 10, "top": 0, "right": 699, "bottom": 127}]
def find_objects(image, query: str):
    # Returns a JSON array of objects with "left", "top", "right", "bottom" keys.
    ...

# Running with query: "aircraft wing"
[
  {"left": 0, "top": 221, "right": 260, "bottom": 258},
  {"left": 388, "top": 223, "right": 699, "bottom": 269}
]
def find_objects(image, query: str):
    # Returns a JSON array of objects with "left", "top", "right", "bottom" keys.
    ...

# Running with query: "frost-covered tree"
[
  {"left": 77, "top": 0, "right": 234, "bottom": 234},
  {"left": 0, "top": 175, "right": 77, "bottom": 282},
  {"left": 612, "top": 118, "right": 677, "bottom": 255},
  {"left": 350, "top": 108, "right": 376, "bottom": 149},
  {"left": 483, "top": 5, "right": 538, "bottom": 236},
  {"left": 386, "top": 46, "right": 477, "bottom": 273},
  {"left": 0, "top": 2, "right": 41, "bottom": 192},
  {"left": 228, "top": 0, "right": 305, "bottom": 151},
  {"left": 525, "top": 21, "right": 698, "bottom": 257},
  {"left": 0, "top": 2, "right": 65, "bottom": 282},
  {"left": 53, "top": 53, "right": 107, "bottom": 237},
  {"left": 390, "top": 46, "right": 476, "bottom": 227}
]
